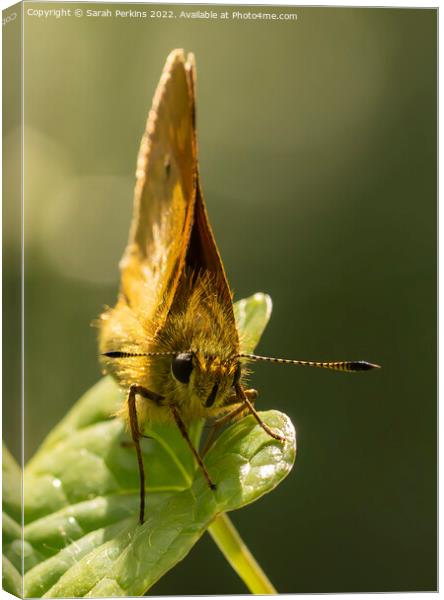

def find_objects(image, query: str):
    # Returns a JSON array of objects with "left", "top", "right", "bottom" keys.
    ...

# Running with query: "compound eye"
[
  {"left": 172, "top": 352, "right": 194, "bottom": 384},
  {"left": 233, "top": 362, "right": 241, "bottom": 385}
]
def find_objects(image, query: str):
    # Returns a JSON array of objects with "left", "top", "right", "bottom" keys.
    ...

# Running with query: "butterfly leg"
[
  {"left": 235, "top": 383, "right": 286, "bottom": 443},
  {"left": 201, "top": 389, "right": 258, "bottom": 457},
  {"left": 171, "top": 405, "right": 216, "bottom": 491},
  {"left": 127, "top": 384, "right": 164, "bottom": 525}
]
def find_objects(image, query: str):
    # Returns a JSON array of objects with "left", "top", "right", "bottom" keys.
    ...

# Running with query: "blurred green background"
[{"left": 4, "top": 4, "right": 436, "bottom": 594}]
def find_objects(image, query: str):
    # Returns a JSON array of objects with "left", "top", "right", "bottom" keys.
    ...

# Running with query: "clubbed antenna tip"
[{"left": 347, "top": 361, "right": 381, "bottom": 371}]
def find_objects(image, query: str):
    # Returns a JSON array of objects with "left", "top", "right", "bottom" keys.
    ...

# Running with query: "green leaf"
[
  {"left": 20, "top": 293, "right": 296, "bottom": 597},
  {"left": 2, "top": 444, "right": 23, "bottom": 594},
  {"left": 3, "top": 443, "right": 22, "bottom": 522},
  {"left": 234, "top": 292, "right": 272, "bottom": 353},
  {"left": 25, "top": 411, "right": 294, "bottom": 597},
  {"left": 3, "top": 554, "right": 22, "bottom": 597}
]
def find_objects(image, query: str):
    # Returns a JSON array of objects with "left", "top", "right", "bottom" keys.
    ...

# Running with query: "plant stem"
[{"left": 208, "top": 513, "right": 277, "bottom": 594}]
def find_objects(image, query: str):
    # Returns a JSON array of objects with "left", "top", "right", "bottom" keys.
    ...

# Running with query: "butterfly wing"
[
  {"left": 121, "top": 49, "right": 236, "bottom": 332},
  {"left": 182, "top": 185, "right": 235, "bottom": 311},
  {"left": 119, "top": 49, "right": 197, "bottom": 330},
  {"left": 100, "top": 49, "right": 238, "bottom": 371}
]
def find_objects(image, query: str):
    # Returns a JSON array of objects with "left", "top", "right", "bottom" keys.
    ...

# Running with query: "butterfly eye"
[
  {"left": 233, "top": 362, "right": 241, "bottom": 385},
  {"left": 171, "top": 352, "right": 194, "bottom": 384}
]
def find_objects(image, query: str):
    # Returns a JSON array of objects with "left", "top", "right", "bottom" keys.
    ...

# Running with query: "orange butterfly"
[{"left": 98, "top": 49, "right": 379, "bottom": 524}]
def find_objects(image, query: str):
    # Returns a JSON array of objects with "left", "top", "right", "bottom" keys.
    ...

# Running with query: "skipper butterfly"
[{"left": 99, "top": 50, "right": 379, "bottom": 524}]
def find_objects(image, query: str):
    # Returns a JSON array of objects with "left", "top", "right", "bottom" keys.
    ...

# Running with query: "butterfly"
[{"left": 98, "top": 49, "right": 379, "bottom": 525}]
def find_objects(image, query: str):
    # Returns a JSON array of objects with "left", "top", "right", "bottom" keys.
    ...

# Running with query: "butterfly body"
[{"left": 100, "top": 268, "right": 244, "bottom": 427}]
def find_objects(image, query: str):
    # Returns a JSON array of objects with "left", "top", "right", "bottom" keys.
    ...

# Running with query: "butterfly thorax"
[
  {"left": 148, "top": 270, "right": 242, "bottom": 420},
  {"left": 100, "top": 269, "right": 243, "bottom": 426}
]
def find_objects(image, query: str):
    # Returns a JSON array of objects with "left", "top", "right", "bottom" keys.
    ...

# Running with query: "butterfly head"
[{"left": 171, "top": 351, "right": 242, "bottom": 409}]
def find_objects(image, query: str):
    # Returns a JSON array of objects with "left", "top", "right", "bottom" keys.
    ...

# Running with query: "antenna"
[
  {"left": 102, "top": 351, "right": 177, "bottom": 359},
  {"left": 238, "top": 354, "right": 380, "bottom": 372}
]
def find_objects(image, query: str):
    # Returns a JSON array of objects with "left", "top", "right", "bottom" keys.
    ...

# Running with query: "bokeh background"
[{"left": 4, "top": 4, "right": 436, "bottom": 594}]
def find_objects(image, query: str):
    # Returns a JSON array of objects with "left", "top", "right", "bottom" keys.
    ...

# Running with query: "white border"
[{"left": 0, "top": 2, "right": 438, "bottom": 600}]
